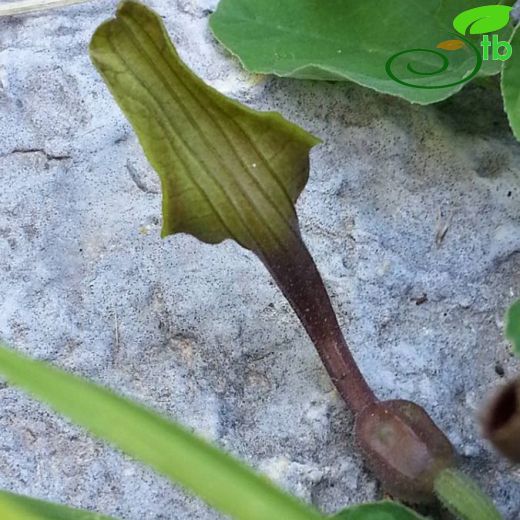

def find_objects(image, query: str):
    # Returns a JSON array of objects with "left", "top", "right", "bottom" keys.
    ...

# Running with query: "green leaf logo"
[{"left": 453, "top": 5, "right": 512, "bottom": 35}]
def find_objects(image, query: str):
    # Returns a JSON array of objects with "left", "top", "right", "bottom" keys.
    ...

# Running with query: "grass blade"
[
  {"left": 0, "top": 0, "right": 90, "bottom": 16},
  {"left": 0, "top": 344, "right": 323, "bottom": 520},
  {"left": 0, "top": 490, "right": 115, "bottom": 520}
]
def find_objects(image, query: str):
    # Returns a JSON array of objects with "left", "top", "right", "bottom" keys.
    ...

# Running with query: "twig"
[
  {"left": 112, "top": 306, "right": 121, "bottom": 367},
  {"left": 435, "top": 208, "right": 451, "bottom": 248}
]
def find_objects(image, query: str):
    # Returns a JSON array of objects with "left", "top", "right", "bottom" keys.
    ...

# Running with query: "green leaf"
[
  {"left": 333, "top": 501, "right": 425, "bottom": 520},
  {"left": 502, "top": 25, "right": 520, "bottom": 141},
  {"left": 0, "top": 490, "right": 115, "bottom": 520},
  {"left": 453, "top": 5, "right": 512, "bottom": 35},
  {"left": 0, "top": 344, "right": 323, "bottom": 520},
  {"left": 210, "top": 0, "right": 512, "bottom": 105},
  {"left": 89, "top": 0, "right": 319, "bottom": 257},
  {"left": 505, "top": 299, "right": 520, "bottom": 355}
]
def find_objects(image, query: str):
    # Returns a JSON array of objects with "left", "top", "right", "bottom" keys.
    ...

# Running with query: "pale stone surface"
[{"left": 0, "top": 1, "right": 519, "bottom": 518}]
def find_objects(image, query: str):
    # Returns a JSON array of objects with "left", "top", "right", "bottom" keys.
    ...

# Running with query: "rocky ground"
[{"left": 0, "top": 1, "right": 519, "bottom": 518}]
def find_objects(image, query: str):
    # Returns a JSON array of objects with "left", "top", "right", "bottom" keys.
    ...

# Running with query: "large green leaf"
[
  {"left": 90, "top": 0, "right": 319, "bottom": 257},
  {"left": 210, "top": 0, "right": 512, "bottom": 105},
  {"left": 333, "top": 501, "right": 425, "bottom": 520},
  {"left": 502, "top": 25, "right": 520, "bottom": 141},
  {"left": 0, "top": 490, "right": 115, "bottom": 520},
  {"left": 505, "top": 299, "right": 520, "bottom": 355},
  {"left": 0, "top": 344, "right": 323, "bottom": 520}
]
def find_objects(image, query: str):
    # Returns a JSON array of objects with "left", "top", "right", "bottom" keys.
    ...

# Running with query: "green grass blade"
[
  {"left": 0, "top": 344, "right": 323, "bottom": 520},
  {"left": 0, "top": 490, "right": 115, "bottom": 520},
  {"left": 434, "top": 469, "right": 503, "bottom": 520},
  {"left": 0, "top": 0, "right": 90, "bottom": 16},
  {"left": 505, "top": 299, "right": 520, "bottom": 355}
]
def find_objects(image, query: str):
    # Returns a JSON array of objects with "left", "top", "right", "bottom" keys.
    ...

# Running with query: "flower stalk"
[
  {"left": 259, "top": 235, "right": 375, "bottom": 415},
  {"left": 260, "top": 235, "right": 455, "bottom": 503}
]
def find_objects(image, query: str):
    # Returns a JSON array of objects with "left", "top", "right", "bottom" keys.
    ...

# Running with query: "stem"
[
  {"left": 0, "top": 0, "right": 90, "bottom": 16},
  {"left": 434, "top": 469, "right": 503, "bottom": 520},
  {"left": 258, "top": 233, "right": 376, "bottom": 415}
]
